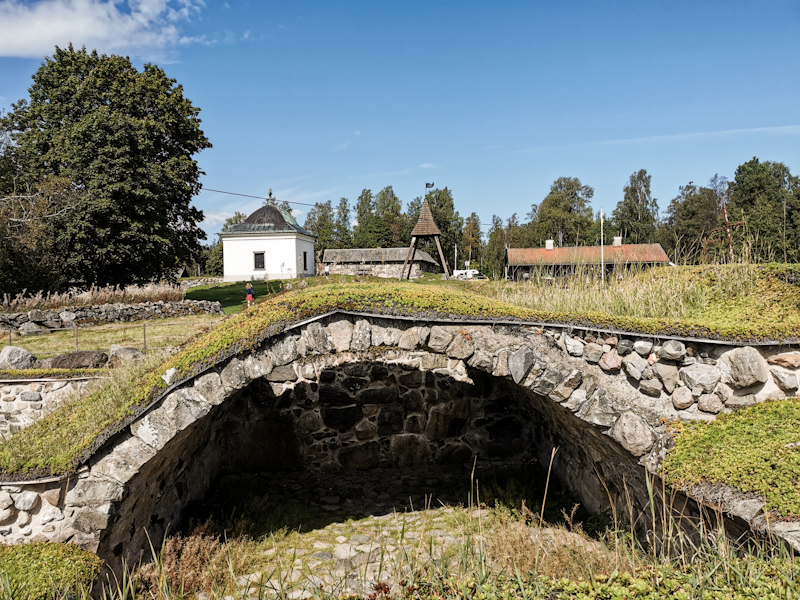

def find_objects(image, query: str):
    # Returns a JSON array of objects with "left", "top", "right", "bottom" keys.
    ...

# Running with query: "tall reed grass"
[
  {"left": 6, "top": 464, "right": 796, "bottom": 600},
  {"left": 1, "top": 284, "right": 185, "bottom": 313},
  {"left": 481, "top": 262, "right": 761, "bottom": 321}
]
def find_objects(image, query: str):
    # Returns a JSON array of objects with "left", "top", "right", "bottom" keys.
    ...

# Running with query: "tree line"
[{"left": 271, "top": 159, "right": 798, "bottom": 278}]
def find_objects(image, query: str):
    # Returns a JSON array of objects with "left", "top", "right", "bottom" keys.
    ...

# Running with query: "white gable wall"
[{"left": 222, "top": 233, "right": 316, "bottom": 282}]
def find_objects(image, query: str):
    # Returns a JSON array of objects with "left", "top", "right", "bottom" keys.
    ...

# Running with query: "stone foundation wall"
[
  {"left": 0, "top": 380, "right": 90, "bottom": 439},
  {"left": 0, "top": 300, "right": 224, "bottom": 335},
  {"left": 327, "top": 263, "right": 434, "bottom": 279},
  {"left": 1, "top": 312, "right": 798, "bottom": 569}
]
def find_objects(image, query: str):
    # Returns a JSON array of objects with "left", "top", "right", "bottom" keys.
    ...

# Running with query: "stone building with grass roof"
[
  {"left": 322, "top": 248, "right": 440, "bottom": 278},
  {"left": 220, "top": 203, "right": 316, "bottom": 282}
]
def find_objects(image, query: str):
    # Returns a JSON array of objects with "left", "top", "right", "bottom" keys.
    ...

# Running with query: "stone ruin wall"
[
  {"left": 327, "top": 262, "right": 435, "bottom": 279},
  {"left": 0, "top": 379, "right": 90, "bottom": 440},
  {"left": 1, "top": 313, "right": 799, "bottom": 571},
  {"left": 0, "top": 299, "right": 224, "bottom": 335}
]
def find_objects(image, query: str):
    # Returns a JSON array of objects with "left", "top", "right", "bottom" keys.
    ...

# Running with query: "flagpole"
[{"left": 600, "top": 209, "right": 605, "bottom": 288}]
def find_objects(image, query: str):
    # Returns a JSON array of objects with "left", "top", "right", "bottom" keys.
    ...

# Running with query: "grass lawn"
[
  {"left": 185, "top": 280, "right": 290, "bottom": 314},
  {"left": 0, "top": 314, "right": 223, "bottom": 358}
]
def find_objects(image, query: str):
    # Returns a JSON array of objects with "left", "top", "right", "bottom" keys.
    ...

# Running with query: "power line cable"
[{"left": 202, "top": 188, "right": 318, "bottom": 207}]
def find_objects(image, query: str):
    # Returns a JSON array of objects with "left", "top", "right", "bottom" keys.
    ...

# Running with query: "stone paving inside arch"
[{"left": 182, "top": 459, "right": 579, "bottom": 599}]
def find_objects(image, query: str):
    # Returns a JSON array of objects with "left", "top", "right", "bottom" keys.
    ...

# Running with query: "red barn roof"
[{"left": 506, "top": 243, "right": 670, "bottom": 266}]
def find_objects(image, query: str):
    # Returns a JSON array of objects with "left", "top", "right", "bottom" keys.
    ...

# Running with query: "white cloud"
[
  {"left": 419, "top": 163, "right": 435, "bottom": 169},
  {"left": 200, "top": 209, "right": 234, "bottom": 230},
  {"left": 0, "top": 0, "right": 205, "bottom": 58},
  {"left": 222, "top": 1, "right": 229, "bottom": 7},
  {"left": 353, "top": 130, "right": 360, "bottom": 136}
]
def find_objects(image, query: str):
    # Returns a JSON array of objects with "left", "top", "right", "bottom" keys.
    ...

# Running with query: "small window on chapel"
[
  {"left": 254, "top": 252, "right": 265, "bottom": 270},
  {"left": 303, "top": 251, "right": 308, "bottom": 271}
]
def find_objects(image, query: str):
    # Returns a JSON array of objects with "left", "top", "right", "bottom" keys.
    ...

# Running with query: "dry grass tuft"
[
  {"left": 1, "top": 283, "right": 185, "bottom": 313},
  {"left": 486, "top": 507, "right": 634, "bottom": 581}
]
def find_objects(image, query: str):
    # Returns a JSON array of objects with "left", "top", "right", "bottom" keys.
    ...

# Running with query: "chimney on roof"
[
  {"left": 612, "top": 236, "right": 622, "bottom": 247},
  {"left": 545, "top": 239, "right": 554, "bottom": 250}
]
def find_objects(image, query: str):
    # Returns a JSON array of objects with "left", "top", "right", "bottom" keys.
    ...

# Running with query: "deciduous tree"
[
  {"left": 532, "top": 177, "right": 594, "bottom": 247},
  {"left": 1, "top": 45, "right": 211, "bottom": 286}
]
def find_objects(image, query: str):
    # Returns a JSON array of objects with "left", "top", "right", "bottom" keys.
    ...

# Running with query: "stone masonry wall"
[
  {"left": 327, "top": 263, "right": 434, "bottom": 279},
  {"left": 0, "top": 380, "right": 90, "bottom": 440},
  {"left": 1, "top": 312, "right": 799, "bottom": 570},
  {"left": 0, "top": 300, "right": 224, "bottom": 335}
]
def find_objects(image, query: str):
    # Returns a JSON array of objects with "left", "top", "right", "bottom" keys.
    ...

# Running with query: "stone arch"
[{"left": 7, "top": 311, "right": 800, "bottom": 569}]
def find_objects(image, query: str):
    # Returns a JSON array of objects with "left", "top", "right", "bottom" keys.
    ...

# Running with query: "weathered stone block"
[
  {"left": 679, "top": 363, "right": 720, "bottom": 394},
  {"left": 639, "top": 379, "right": 663, "bottom": 397},
  {"left": 303, "top": 323, "right": 332, "bottom": 355},
  {"left": 358, "top": 386, "right": 400, "bottom": 405},
  {"left": 13, "top": 491, "right": 39, "bottom": 512},
  {"left": 338, "top": 442, "right": 380, "bottom": 470},
  {"left": 509, "top": 346, "right": 537, "bottom": 384},
  {"left": 598, "top": 350, "right": 622, "bottom": 371},
  {"left": 48, "top": 351, "right": 108, "bottom": 369},
  {"left": 318, "top": 385, "right": 353, "bottom": 405},
  {"left": 446, "top": 335, "right": 474, "bottom": 360},
  {"left": 609, "top": 412, "right": 656, "bottom": 457},
  {"left": 578, "top": 390, "right": 619, "bottom": 427},
  {"left": 390, "top": 434, "right": 431, "bottom": 468},
  {"left": 397, "top": 327, "right": 419, "bottom": 350},
  {"left": 633, "top": 340, "right": 653, "bottom": 356},
  {"left": 91, "top": 436, "right": 157, "bottom": 484},
  {"left": 550, "top": 369, "right": 583, "bottom": 402},
  {"left": 658, "top": 340, "right": 686, "bottom": 361},
  {"left": 351, "top": 320, "right": 372, "bottom": 352},
  {"left": 327, "top": 319, "right": 354, "bottom": 352},
  {"left": 243, "top": 353, "right": 273, "bottom": 380},
  {"left": 193, "top": 372, "right": 226, "bottom": 406},
  {"left": 654, "top": 362, "right": 679, "bottom": 393},
  {"left": 532, "top": 368, "right": 563, "bottom": 397},
  {"left": 273, "top": 336, "right": 300, "bottom": 366},
  {"left": 427, "top": 326, "right": 454, "bottom": 353},
  {"left": 719, "top": 347, "right": 769, "bottom": 389},
  {"left": 769, "top": 366, "right": 798, "bottom": 392},
  {"left": 564, "top": 336, "right": 584, "bottom": 357},
  {"left": 671, "top": 386, "right": 694, "bottom": 410},
  {"left": 221, "top": 358, "right": 248, "bottom": 390},
  {"left": 0, "top": 346, "right": 36, "bottom": 370},
  {"left": 266, "top": 365, "right": 298, "bottom": 382},
  {"left": 583, "top": 343, "right": 604, "bottom": 364},
  {"left": 65, "top": 479, "right": 124, "bottom": 508},
  {"left": 767, "top": 351, "right": 800, "bottom": 369},
  {"left": 698, "top": 394, "right": 723, "bottom": 414},
  {"left": 468, "top": 350, "right": 493, "bottom": 371},
  {"left": 623, "top": 352, "right": 648, "bottom": 381},
  {"left": 354, "top": 418, "right": 378, "bottom": 440}
]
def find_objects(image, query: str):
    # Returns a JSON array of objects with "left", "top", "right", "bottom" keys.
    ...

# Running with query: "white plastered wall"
[{"left": 221, "top": 233, "right": 316, "bottom": 282}]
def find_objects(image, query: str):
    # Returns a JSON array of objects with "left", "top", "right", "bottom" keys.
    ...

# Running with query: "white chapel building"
[{"left": 220, "top": 203, "right": 316, "bottom": 282}]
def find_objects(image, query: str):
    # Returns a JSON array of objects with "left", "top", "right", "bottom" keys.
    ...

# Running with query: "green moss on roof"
[{"left": 1, "top": 280, "right": 799, "bottom": 480}]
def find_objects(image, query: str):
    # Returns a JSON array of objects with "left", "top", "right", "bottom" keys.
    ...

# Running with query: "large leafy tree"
[
  {"left": 729, "top": 158, "right": 799, "bottom": 263},
  {"left": 1, "top": 45, "right": 211, "bottom": 286},
  {"left": 531, "top": 177, "right": 594, "bottom": 247},
  {"left": 612, "top": 169, "right": 659, "bottom": 244},
  {"left": 483, "top": 215, "right": 506, "bottom": 279},
  {"left": 661, "top": 181, "right": 721, "bottom": 263}
]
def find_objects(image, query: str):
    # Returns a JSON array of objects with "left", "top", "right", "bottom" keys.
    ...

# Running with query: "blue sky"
[{"left": 1, "top": 0, "right": 799, "bottom": 241}]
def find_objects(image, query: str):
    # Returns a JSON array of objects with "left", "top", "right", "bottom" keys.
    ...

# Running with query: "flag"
[{"left": 425, "top": 182, "right": 434, "bottom": 188}]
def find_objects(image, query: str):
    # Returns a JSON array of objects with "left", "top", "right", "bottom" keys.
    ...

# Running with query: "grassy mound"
[
  {"left": 0, "top": 368, "right": 105, "bottom": 380},
  {"left": 661, "top": 398, "right": 800, "bottom": 518},
  {"left": 1, "top": 277, "right": 799, "bottom": 486},
  {"left": 0, "top": 542, "right": 101, "bottom": 600}
]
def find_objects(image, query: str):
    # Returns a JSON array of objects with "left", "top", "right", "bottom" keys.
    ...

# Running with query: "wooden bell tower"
[{"left": 398, "top": 199, "right": 452, "bottom": 280}]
